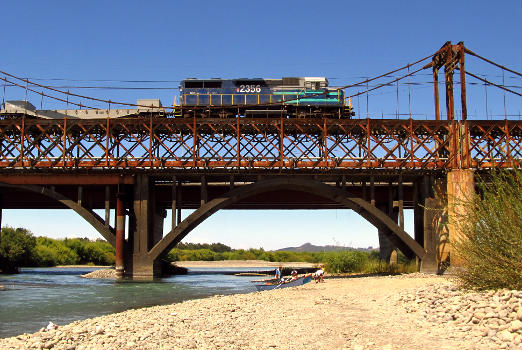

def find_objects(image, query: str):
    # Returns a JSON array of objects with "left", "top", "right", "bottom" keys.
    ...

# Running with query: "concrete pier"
[{"left": 126, "top": 174, "right": 164, "bottom": 279}]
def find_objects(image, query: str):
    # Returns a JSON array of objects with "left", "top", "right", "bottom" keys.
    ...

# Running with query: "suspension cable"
[
  {"left": 0, "top": 69, "right": 169, "bottom": 110},
  {"left": 346, "top": 66, "right": 426, "bottom": 99},
  {"left": 0, "top": 76, "right": 96, "bottom": 109},
  {"left": 337, "top": 53, "right": 433, "bottom": 91},
  {"left": 465, "top": 48, "right": 522, "bottom": 78},
  {"left": 463, "top": 70, "right": 522, "bottom": 97}
]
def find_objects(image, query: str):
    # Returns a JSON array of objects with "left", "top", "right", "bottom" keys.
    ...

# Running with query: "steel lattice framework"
[{"left": 0, "top": 116, "right": 521, "bottom": 171}]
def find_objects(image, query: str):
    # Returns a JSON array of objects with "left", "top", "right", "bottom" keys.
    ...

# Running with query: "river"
[{"left": 0, "top": 267, "right": 269, "bottom": 338}]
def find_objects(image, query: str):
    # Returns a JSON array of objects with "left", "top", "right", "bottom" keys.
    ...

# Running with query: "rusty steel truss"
[
  {"left": 0, "top": 116, "right": 520, "bottom": 171},
  {"left": 0, "top": 41, "right": 520, "bottom": 173}
]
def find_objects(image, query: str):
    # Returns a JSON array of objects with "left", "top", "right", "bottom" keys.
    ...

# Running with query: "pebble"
[
  {"left": 395, "top": 280, "right": 522, "bottom": 350},
  {"left": 81, "top": 269, "right": 117, "bottom": 279}
]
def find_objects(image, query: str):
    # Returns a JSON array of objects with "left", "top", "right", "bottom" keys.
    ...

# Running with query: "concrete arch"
[
  {"left": 0, "top": 183, "right": 116, "bottom": 246},
  {"left": 149, "top": 177, "right": 425, "bottom": 261}
]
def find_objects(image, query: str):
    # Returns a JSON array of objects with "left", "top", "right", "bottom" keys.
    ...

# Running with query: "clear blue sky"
[{"left": 1, "top": 1, "right": 521, "bottom": 250}]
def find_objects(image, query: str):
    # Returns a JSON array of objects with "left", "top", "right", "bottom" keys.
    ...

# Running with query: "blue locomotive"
[{"left": 179, "top": 77, "right": 353, "bottom": 118}]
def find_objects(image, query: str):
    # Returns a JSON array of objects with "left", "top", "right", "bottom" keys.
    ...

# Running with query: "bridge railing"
[{"left": 0, "top": 117, "right": 520, "bottom": 170}]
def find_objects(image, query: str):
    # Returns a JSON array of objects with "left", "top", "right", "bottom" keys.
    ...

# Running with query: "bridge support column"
[
  {"left": 126, "top": 174, "right": 164, "bottom": 279},
  {"left": 414, "top": 174, "right": 458, "bottom": 274},
  {"left": 0, "top": 195, "right": 2, "bottom": 234},
  {"left": 377, "top": 203, "right": 398, "bottom": 263},
  {"left": 447, "top": 169, "right": 474, "bottom": 267},
  {"left": 0, "top": 197, "right": 2, "bottom": 241},
  {"left": 420, "top": 178, "right": 446, "bottom": 273},
  {"left": 413, "top": 178, "right": 426, "bottom": 268},
  {"left": 115, "top": 194, "right": 125, "bottom": 277},
  {"left": 378, "top": 227, "right": 397, "bottom": 263}
]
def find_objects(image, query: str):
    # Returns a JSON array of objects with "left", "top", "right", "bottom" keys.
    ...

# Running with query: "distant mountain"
[{"left": 276, "top": 242, "right": 375, "bottom": 253}]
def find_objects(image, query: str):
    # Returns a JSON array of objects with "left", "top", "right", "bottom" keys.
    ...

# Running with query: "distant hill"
[{"left": 276, "top": 242, "right": 375, "bottom": 253}]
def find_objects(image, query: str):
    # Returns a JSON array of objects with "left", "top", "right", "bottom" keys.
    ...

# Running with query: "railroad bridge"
[{"left": 0, "top": 42, "right": 521, "bottom": 278}]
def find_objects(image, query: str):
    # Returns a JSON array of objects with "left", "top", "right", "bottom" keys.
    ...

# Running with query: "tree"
[{"left": 0, "top": 227, "right": 37, "bottom": 273}]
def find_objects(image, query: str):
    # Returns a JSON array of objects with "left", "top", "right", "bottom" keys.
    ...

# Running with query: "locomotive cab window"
[
  {"left": 184, "top": 81, "right": 204, "bottom": 88},
  {"left": 204, "top": 81, "right": 222, "bottom": 88}
]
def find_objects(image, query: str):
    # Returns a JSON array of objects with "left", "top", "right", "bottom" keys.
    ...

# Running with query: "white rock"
[
  {"left": 498, "top": 330, "right": 514, "bottom": 342},
  {"left": 509, "top": 320, "right": 522, "bottom": 332}
]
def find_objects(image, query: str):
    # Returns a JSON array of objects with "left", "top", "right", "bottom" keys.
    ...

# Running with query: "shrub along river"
[{"left": 0, "top": 267, "right": 267, "bottom": 338}]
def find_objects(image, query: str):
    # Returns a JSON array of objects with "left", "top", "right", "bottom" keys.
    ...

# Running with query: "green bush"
[
  {"left": 82, "top": 241, "right": 115, "bottom": 265},
  {"left": 34, "top": 237, "right": 79, "bottom": 266},
  {"left": 0, "top": 231, "right": 116, "bottom": 269},
  {"left": 453, "top": 170, "right": 522, "bottom": 290},
  {"left": 62, "top": 238, "right": 115, "bottom": 266},
  {"left": 362, "top": 259, "right": 418, "bottom": 274},
  {"left": 323, "top": 251, "right": 369, "bottom": 273},
  {"left": 0, "top": 227, "right": 37, "bottom": 272}
]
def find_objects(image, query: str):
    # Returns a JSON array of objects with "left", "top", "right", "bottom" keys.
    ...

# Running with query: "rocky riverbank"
[
  {"left": 394, "top": 281, "right": 522, "bottom": 349},
  {"left": 81, "top": 269, "right": 117, "bottom": 279},
  {"left": 1, "top": 273, "right": 520, "bottom": 349}
]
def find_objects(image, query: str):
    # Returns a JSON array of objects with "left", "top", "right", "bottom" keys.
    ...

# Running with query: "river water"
[{"left": 0, "top": 267, "right": 268, "bottom": 338}]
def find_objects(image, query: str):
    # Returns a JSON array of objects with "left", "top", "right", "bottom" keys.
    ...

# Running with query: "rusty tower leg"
[{"left": 115, "top": 194, "right": 125, "bottom": 277}]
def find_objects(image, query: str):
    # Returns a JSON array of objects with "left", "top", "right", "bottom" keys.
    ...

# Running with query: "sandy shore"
[{"left": 3, "top": 273, "right": 520, "bottom": 349}]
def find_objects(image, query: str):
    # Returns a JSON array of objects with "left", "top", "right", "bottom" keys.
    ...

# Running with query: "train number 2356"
[{"left": 238, "top": 85, "right": 261, "bottom": 93}]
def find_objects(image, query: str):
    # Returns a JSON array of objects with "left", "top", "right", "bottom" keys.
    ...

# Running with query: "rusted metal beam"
[
  {"left": 445, "top": 42, "right": 455, "bottom": 121},
  {"left": 433, "top": 64, "right": 440, "bottom": 121},
  {"left": 0, "top": 174, "right": 134, "bottom": 185},
  {"left": 458, "top": 42, "right": 468, "bottom": 121},
  {"left": 0, "top": 117, "right": 519, "bottom": 172}
]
